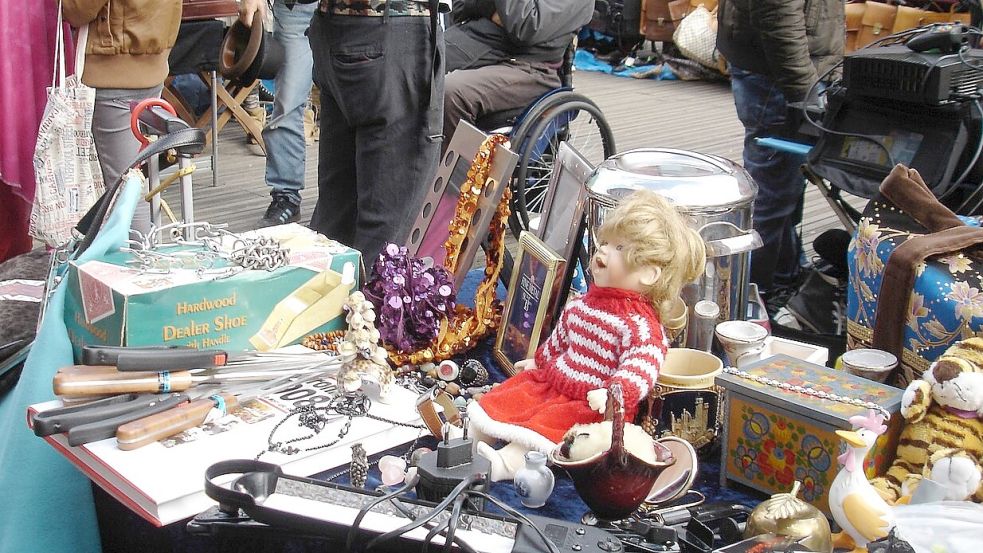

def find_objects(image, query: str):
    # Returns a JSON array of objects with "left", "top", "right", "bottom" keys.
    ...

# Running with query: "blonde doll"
[{"left": 468, "top": 189, "right": 707, "bottom": 481}]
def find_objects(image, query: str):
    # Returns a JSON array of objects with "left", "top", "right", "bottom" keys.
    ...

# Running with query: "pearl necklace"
[{"left": 722, "top": 366, "right": 892, "bottom": 421}]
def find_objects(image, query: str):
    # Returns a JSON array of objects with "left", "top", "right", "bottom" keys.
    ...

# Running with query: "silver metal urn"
[{"left": 584, "top": 148, "right": 761, "bottom": 349}]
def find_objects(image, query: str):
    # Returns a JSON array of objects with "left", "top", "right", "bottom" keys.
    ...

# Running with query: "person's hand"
[
  {"left": 239, "top": 0, "right": 267, "bottom": 27},
  {"left": 587, "top": 388, "right": 608, "bottom": 414},
  {"left": 513, "top": 359, "right": 537, "bottom": 372}
]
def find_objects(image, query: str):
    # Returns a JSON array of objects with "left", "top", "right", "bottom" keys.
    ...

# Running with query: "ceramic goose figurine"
[{"left": 829, "top": 410, "right": 895, "bottom": 553}]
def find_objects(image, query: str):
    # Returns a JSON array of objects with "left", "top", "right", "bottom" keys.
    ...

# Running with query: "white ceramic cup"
[
  {"left": 841, "top": 348, "right": 898, "bottom": 383},
  {"left": 714, "top": 320, "right": 769, "bottom": 367}
]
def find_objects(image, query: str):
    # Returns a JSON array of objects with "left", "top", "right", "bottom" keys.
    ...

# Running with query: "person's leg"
[
  {"left": 91, "top": 85, "right": 164, "bottom": 235},
  {"left": 729, "top": 67, "right": 807, "bottom": 298},
  {"left": 354, "top": 17, "right": 442, "bottom": 263},
  {"left": 263, "top": 0, "right": 316, "bottom": 223},
  {"left": 308, "top": 12, "right": 357, "bottom": 247},
  {"left": 318, "top": 15, "right": 442, "bottom": 263},
  {"left": 443, "top": 61, "right": 560, "bottom": 147}
]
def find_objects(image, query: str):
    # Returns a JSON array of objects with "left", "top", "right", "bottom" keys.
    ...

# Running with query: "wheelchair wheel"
[{"left": 508, "top": 93, "right": 616, "bottom": 237}]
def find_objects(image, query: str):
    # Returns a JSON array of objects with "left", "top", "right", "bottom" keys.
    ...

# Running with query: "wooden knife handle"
[
  {"left": 53, "top": 369, "right": 195, "bottom": 396},
  {"left": 115, "top": 393, "right": 238, "bottom": 451}
]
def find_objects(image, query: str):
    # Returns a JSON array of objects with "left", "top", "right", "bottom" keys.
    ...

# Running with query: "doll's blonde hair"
[{"left": 596, "top": 190, "right": 707, "bottom": 319}]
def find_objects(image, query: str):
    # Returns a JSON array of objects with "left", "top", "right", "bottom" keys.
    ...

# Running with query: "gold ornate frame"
[{"left": 494, "top": 232, "right": 566, "bottom": 376}]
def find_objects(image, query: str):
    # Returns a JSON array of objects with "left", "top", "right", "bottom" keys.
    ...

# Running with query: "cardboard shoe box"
[
  {"left": 718, "top": 354, "right": 903, "bottom": 515},
  {"left": 63, "top": 224, "right": 361, "bottom": 358}
]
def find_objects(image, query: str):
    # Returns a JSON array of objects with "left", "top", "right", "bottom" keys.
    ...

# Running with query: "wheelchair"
[{"left": 472, "top": 42, "right": 617, "bottom": 239}]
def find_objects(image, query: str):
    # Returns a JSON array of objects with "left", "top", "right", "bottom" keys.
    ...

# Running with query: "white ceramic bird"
[{"left": 829, "top": 410, "right": 894, "bottom": 553}]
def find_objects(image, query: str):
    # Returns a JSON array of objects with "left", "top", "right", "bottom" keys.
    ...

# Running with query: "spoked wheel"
[{"left": 508, "top": 93, "right": 616, "bottom": 238}]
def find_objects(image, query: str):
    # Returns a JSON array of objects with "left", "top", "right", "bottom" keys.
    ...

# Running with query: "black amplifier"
[{"left": 842, "top": 44, "right": 983, "bottom": 105}]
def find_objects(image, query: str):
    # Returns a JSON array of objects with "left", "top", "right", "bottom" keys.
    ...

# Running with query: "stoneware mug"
[
  {"left": 714, "top": 320, "right": 769, "bottom": 367},
  {"left": 841, "top": 348, "right": 898, "bottom": 383}
]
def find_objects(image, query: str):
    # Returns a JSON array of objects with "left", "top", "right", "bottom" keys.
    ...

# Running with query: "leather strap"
[
  {"left": 414, "top": 386, "right": 462, "bottom": 439},
  {"left": 870, "top": 164, "right": 983, "bottom": 381},
  {"left": 74, "top": 126, "right": 205, "bottom": 256}
]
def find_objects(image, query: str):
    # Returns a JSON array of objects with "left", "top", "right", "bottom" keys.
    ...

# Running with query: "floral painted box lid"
[{"left": 718, "top": 355, "right": 904, "bottom": 428}]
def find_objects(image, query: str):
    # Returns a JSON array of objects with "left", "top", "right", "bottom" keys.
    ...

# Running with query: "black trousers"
[{"left": 308, "top": 13, "right": 443, "bottom": 265}]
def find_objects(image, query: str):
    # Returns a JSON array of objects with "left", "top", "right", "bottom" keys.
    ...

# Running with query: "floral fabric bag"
[{"left": 847, "top": 164, "right": 983, "bottom": 386}]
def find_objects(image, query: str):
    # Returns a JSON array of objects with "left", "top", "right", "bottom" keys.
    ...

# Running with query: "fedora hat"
[{"left": 219, "top": 18, "right": 285, "bottom": 85}]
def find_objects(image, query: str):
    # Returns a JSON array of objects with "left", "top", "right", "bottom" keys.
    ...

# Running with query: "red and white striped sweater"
[{"left": 534, "top": 286, "right": 667, "bottom": 419}]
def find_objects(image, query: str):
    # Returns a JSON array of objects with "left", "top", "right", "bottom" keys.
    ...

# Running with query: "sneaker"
[
  {"left": 783, "top": 268, "right": 847, "bottom": 336},
  {"left": 262, "top": 195, "right": 301, "bottom": 226},
  {"left": 762, "top": 283, "right": 798, "bottom": 320}
]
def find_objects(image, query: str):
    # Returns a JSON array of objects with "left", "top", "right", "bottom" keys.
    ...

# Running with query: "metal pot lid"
[{"left": 586, "top": 148, "right": 757, "bottom": 210}]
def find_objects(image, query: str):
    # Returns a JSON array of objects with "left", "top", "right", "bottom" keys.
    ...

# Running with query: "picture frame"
[
  {"left": 536, "top": 141, "right": 594, "bottom": 323},
  {"left": 494, "top": 232, "right": 566, "bottom": 376},
  {"left": 537, "top": 141, "right": 594, "bottom": 263}
]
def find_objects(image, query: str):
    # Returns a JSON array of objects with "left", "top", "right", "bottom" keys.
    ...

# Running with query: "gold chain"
[{"left": 388, "top": 134, "right": 510, "bottom": 366}]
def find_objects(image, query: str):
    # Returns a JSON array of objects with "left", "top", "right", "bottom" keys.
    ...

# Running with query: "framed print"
[
  {"left": 537, "top": 141, "right": 594, "bottom": 264},
  {"left": 537, "top": 141, "right": 594, "bottom": 323},
  {"left": 494, "top": 232, "right": 566, "bottom": 376}
]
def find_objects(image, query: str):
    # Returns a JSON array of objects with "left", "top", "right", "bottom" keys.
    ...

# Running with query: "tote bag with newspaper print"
[{"left": 31, "top": 8, "right": 104, "bottom": 247}]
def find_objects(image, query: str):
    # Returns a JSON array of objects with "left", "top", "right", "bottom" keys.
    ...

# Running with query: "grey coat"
[
  {"left": 445, "top": 0, "right": 593, "bottom": 70},
  {"left": 717, "top": 0, "right": 845, "bottom": 101}
]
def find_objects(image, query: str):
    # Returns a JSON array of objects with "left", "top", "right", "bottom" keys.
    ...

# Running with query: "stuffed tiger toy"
[{"left": 871, "top": 337, "right": 983, "bottom": 502}]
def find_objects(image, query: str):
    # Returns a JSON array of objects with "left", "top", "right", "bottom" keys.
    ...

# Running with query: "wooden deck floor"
[{"left": 164, "top": 70, "right": 860, "bottom": 258}]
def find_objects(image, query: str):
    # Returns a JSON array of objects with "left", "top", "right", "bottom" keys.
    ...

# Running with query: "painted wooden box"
[{"left": 718, "top": 355, "right": 904, "bottom": 515}]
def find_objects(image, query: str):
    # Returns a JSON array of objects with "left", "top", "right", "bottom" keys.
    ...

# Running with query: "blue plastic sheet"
[{"left": 574, "top": 49, "right": 677, "bottom": 80}]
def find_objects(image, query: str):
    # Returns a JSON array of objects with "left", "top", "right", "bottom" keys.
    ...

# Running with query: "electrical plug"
[
  {"left": 436, "top": 420, "right": 474, "bottom": 468},
  {"left": 415, "top": 417, "right": 491, "bottom": 508}
]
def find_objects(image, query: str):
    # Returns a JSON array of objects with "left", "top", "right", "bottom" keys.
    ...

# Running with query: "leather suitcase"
[
  {"left": 857, "top": 1, "right": 897, "bottom": 49},
  {"left": 845, "top": 2, "right": 866, "bottom": 53},
  {"left": 642, "top": 0, "right": 677, "bottom": 42}
]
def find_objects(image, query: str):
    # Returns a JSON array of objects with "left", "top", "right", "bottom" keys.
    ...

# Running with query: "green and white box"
[{"left": 64, "top": 224, "right": 361, "bottom": 358}]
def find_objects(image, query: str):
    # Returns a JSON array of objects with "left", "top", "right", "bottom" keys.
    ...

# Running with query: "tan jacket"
[{"left": 63, "top": 0, "right": 182, "bottom": 89}]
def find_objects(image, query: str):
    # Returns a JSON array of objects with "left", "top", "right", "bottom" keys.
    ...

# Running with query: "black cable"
[
  {"left": 442, "top": 491, "right": 468, "bottom": 553},
  {"left": 389, "top": 497, "right": 479, "bottom": 553},
  {"left": 958, "top": 42, "right": 983, "bottom": 71},
  {"left": 801, "top": 61, "right": 898, "bottom": 168},
  {"left": 467, "top": 490, "right": 561, "bottom": 553},
  {"left": 364, "top": 474, "right": 483, "bottom": 551},
  {"left": 421, "top": 514, "right": 452, "bottom": 553},
  {"left": 421, "top": 494, "right": 465, "bottom": 553},
  {"left": 346, "top": 474, "right": 420, "bottom": 552},
  {"left": 956, "top": 98, "right": 983, "bottom": 185}
]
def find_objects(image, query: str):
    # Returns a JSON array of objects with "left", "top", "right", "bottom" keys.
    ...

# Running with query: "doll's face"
[{"left": 592, "top": 238, "right": 648, "bottom": 292}]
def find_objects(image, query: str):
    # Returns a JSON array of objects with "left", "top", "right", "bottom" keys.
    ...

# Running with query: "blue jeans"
[
  {"left": 263, "top": 0, "right": 316, "bottom": 202},
  {"left": 730, "top": 66, "right": 807, "bottom": 293}
]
